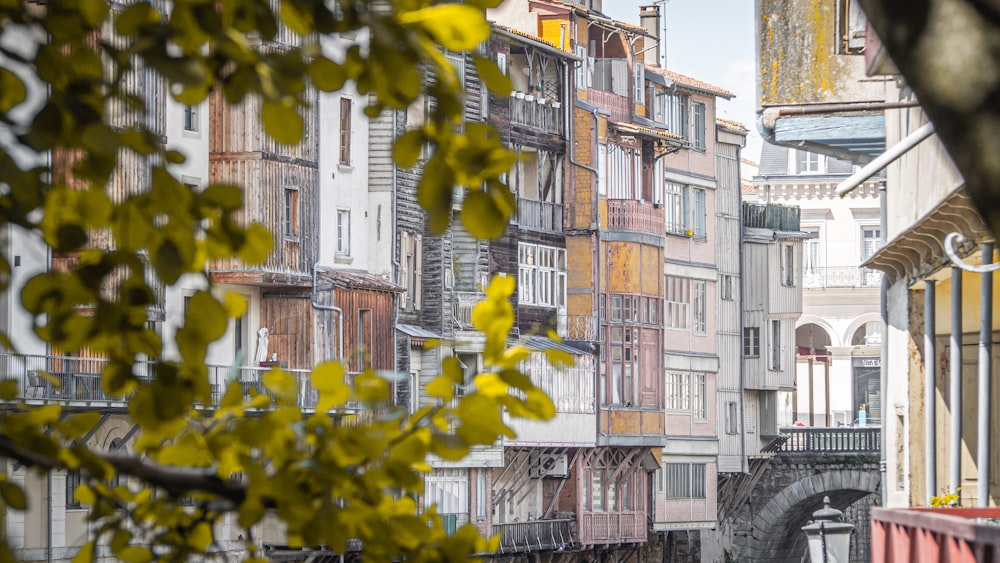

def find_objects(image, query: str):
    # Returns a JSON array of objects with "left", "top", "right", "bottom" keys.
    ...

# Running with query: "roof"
[
  {"left": 716, "top": 118, "right": 748, "bottom": 132},
  {"left": 529, "top": 0, "right": 653, "bottom": 35},
  {"left": 396, "top": 324, "right": 441, "bottom": 340},
  {"left": 517, "top": 335, "right": 591, "bottom": 355},
  {"left": 645, "top": 67, "right": 735, "bottom": 99},
  {"left": 317, "top": 269, "right": 404, "bottom": 293},
  {"left": 493, "top": 24, "right": 579, "bottom": 59},
  {"left": 740, "top": 158, "right": 759, "bottom": 167},
  {"left": 741, "top": 182, "right": 758, "bottom": 195},
  {"left": 609, "top": 119, "right": 683, "bottom": 142}
]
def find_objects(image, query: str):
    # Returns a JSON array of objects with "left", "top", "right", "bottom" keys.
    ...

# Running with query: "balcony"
[
  {"left": 586, "top": 88, "right": 630, "bottom": 123},
  {"left": 803, "top": 266, "right": 882, "bottom": 288},
  {"left": 453, "top": 291, "right": 484, "bottom": 331},
  {"left": 606, "top": 199, "right": 664, "bottom": 235},
  {"left": 742, "top": 202, "right": 801, "bottom": 231},
  {"left": 559, "top": 314, "right": 598, "bottom": 341},
  {"left": 871, "top": 507, "right": 1000, "bottom": 562},
  {"left": 509, "top": 93, "right": 564, "bottom": 136},
  {"left": 0, "top": 353, "right": 373, "bottom": 413},
  {"left": 495, "top": 519, "right": 576, "bottom": 554},
  {"left": 579, "top": 511, "right": 646, "bottom": 545},
  {"left": 517, "top": 199, "right": 564, "bottom": 233},
  {"left": 778, "top": 426, "right": 881, "bottom": 453}
]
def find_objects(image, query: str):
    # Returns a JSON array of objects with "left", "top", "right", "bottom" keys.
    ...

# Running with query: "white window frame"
[
  {"left": 665, "top": 183, "right": 689, "bottom": 234},
  {"left": 769, "top": 319, "right": 783, "bottom": 370},
  {"left": 725, "top": 401, "right": 739, "bottom": 434},
  {"left": 691, "top": 101, "right": 706, "bottom": 151},
  {"left": 693, "top": 373, "right": 707, "bottom": 420},
  {"left": 861, "top": 225, "right": 881, "bottom": 262},
  {"left": 183, "top": 104, "right": 198, "bottom": 133},
  {"left": 792, "top": 149, "right": 825, "bottom": 174},
  {"left": 518, "top": 243, "right": 566, "bottom": 308},
  {"left": 339, "top": 97, "right": 352, "bottom": 166},
  {"left": 283, "top": 186, "right": 299, "bottom": 240},
  {"left": 401, "top": 231, "right": 423, "bottom": 310},
  {"left": 336, "top": 209, "right": 351, "bottom": 255},
  {"left": 692, "top": 188, "right": 706, "bottom": 239},
  {"left": 664, "top": 276, "right": 690, "bottom": 330},
  {"left": 665, "top": 371, "right": 690, "bottom": 411},
  {"left": 664, "top": 92, "right": 687, "bottom": 138},
  {"left": 720, "top": 274, "right": 735, "bottom": 301},
  {"left": 743, "top": 327, "right": 760, "bottom": 357},
  {"left": 633, "top": 62, "right": 644, "bottom": 102},
  {"left": 693, "top": 280, "right": 707, "bottom": 335},
  {"left": 781, "top": 243, "right": 795, "bottom": 287},
  {"left": 664, "top": 463, "right": 706, "bottom": 499}
]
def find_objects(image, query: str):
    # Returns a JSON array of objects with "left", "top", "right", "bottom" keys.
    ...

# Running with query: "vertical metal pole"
[
  {"left": 925, "top": 280, "right": 937, "bottom": 503},
  {"left": 950, "top": 266, "right": 963, "bottom": 496},
  {"left": 977, "top": 243, "right": 994, "bottom": 507}
]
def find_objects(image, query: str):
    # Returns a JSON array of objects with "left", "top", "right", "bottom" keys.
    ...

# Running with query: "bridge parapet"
[{"left": 778, "top": 426, "right": 881, "bottom": 453}]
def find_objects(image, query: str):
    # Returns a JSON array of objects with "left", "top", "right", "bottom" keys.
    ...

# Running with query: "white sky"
[{"left": 600, "top": 0, "right": 762, "bottom": 162}]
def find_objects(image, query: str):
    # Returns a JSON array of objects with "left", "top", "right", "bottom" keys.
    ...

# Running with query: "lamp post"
[{"left": 801, "top": 496, "right": 854, "bottom": 563}]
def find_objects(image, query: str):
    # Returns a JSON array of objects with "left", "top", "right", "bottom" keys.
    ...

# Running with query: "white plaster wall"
[
  {"left": 508, "top": 413, "right": 597, "bottom": 445},
  {"left": 883, "top": 280, "right": 910, "bottom": 507}
]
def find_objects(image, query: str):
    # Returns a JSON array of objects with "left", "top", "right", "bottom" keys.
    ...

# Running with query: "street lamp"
[{"left": 801, "top": 496, "right": 854, "bottom": 563}]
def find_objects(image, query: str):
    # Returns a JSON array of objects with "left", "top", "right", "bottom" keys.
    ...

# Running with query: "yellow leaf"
[
  {"left": 399, "top": 5, "right": 491, "bottom": 51},
  {"left": 0, "top": 482, "right": 26, "bottom": 510},
  {"left": 263, "top": 368, "right": 298, "bottom": 403},
  {"left": 188, "top": 521, "right": 213, "bottom": 551}
]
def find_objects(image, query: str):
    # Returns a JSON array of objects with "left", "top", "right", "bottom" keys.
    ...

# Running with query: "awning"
[{"left": 396, "top": 324, "right": 442, "bottom": 340}]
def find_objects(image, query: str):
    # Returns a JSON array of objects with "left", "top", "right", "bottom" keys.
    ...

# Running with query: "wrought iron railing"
[
  {"left": 778, "top": 426, "right": 881, "bottom": 453},
  {"left": 517, "top": 199, "right": 563, "bottom": 233},
  {"left": 509, "top": 94, "right": 563, "bottom": 136},
  {"left": 495, "top": 519, "right": 575, "bottom": 554},
  {"left": 453, "top": 291, "right": 484, "bottom": 330},
  {"left": 742, "top": 202, "right": 801, "bottom": 231},
  {"left": 558, "top": 314, "right": 598, "bottom": 341},
  {"left": 606, "top": 199, "right": 664, "bottom": 235},
  {"left": 803, "top": 266, "right": 883, "bottom": 288}
]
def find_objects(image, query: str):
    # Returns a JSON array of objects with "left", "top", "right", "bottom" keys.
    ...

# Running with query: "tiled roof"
[
  {"left": 741, "top": 181, "right": 758, "bottom": 195},
  {"left": 740, "top": 158, "right": 759, "bottom": 167},
  {"left": 609, "top": 119, "right": 684, "bottom": 141},
  {"left": 531, "top": 0, "right": 651, "bottom": 34},
  {"left": 493, "top": 24, "right": 562, "bottom": 51},
  {"left": 318, "top": 269, "right": 404, "bottom": 293},
  {"left": 716, "top": 118, "right": 747, "bottom": 132},
  {"left": 646, "top": 67, "right": 735, "bottom": 99}
]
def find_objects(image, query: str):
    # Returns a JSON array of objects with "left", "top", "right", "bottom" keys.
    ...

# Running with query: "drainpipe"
[
  {"left": 738, "top": 197, "right": 748, "bottom": 472},
  {"left": 879, "top": 180, "right": 888, "bottom": 507},
  {"left": 977, "top": 243, "right": 993, "bottom": 507},
  {"left": 949, "top": 265, "right": 962, "bottom": 497},
  {"left": 312, "top": 264, "right": 344, "bottom": 360},
  {"left": 924, "top": 280, "right": 936, "bottom": 505},
  {"left": 391, "top": 109, "right": 401, "bottom": 376}
]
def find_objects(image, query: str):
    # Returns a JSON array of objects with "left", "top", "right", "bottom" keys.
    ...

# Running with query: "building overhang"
[
  {"left": 763, "top": 112, "right": 886, "bottom": 164},
  {"left": 863, "top": 185, "right": 992, "bottom": 284}
]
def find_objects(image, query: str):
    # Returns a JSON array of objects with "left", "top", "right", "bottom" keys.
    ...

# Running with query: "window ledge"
[
  {"left": 182, "top": 129, "right": 201, "bottom": 140},
  {"left": 337, "top": 163, "right": 354, "bottom": 173},
  {"left": 284, "top": 236, "right": 300, "bottom": 243},
  {"left": 334, "top": 254, "right": 353, "bottom": 264}
]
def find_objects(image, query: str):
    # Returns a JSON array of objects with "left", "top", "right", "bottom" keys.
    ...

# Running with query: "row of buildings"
[{"left": 0, "top": 0, "right": 848, "bottom": 561}]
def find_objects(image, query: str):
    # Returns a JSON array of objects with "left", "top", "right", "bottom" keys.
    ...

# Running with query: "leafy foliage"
[{"left": 0, "top": 0, "right": 546, "bottom": 560}]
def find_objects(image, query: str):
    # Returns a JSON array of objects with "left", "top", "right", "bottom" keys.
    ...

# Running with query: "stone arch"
[
  {"left": 738, "top": 468, "right": 881, "bottom": 562},
  {"left": 88, "top": 415, "right": 134, "bottom": 453},
  {"left": 795, "top": 315, "right": 840, "bottom": 348},
  {"left": 843, "top": 313, "right": 884, "bottom": 348}
]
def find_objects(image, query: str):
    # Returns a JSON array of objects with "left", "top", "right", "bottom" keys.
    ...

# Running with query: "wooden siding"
[
  {"left": 332, "top": 287, "right": 397, "bottom": 371},
  {"left": 767, "top": 241, "right": 804, "bottom": 314},
  {"left": 260, "top": 293, "right": 314, "bottom": 369}
]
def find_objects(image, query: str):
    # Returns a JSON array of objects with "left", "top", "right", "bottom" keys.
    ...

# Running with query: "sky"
[{"left": 600, "top": 0, "right": 763, "bottom": 162}]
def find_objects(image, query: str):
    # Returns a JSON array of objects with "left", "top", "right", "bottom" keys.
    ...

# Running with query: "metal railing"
[
  {"left": 586, "top": 88, "right": 630, "bottom": 123},
  {"left": 494, "top": 519, "right": 575, "bottom": 554},
  {"left": 742, "top": 202, "right": 801, "bottom": 231},
  {"left": 803, "top": 266, "right": 883, "bottom": 288},
  {"left": 778, "top": 426, "right": 881, "bottom": 453},
  {"left": 558, "top": 314, "right": 598, "bottom": 341},
  {"left": 871, "top": 507, "right": 1000, "bottom": 562},
  {"left": 517, "top": 199, "right": 564, "bottom": 233},
  {"left": 606, "top": 199, "right": 664, "bottom": 235},
  {"left": 509, "top": 94, "right": 564, "bottom": 136},
  {"left": 453, "top": 291, "right": 484, "bottom": 330}
]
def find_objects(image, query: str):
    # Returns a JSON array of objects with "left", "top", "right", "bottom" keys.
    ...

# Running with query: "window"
[
  {"left": 475, "top": 469, "right": 488, "bottom": 520},
  {"left": 66, "top": 470, "right": 83, "bottom": 509},
  {"left": 183, "top": 104, "right": 198, "bottom": 133},
  {"left": 781, "top": 244, "right": 795, "bottom": 287},
  {"left": 725, "top": 401, "right": 739, "bottom": 434},
  {"left": 691, "top": 101, "right": 706, "bottom": 151},
  {"left": 283, "top": 186, "right": 299, "bottom": 239},
  {"left": 606, "top": 144, "right": 640, "bottom": 199},
  {"left": 518, "top": 243, "right": 567, "bottom": 308},
  {"left": 838, "top": 0, "right": 867, "bottom": 53},
  {"left": 794, "top": 149, "right": 824, "bottom": 174},
  {"left": 720, "top": 274, "right": 735, "bottom": 301},
  {"left": 401, "top": 231, "right": 423, "bottom": 310},
  {"left": 663, "top": 92, "right": 688, "bottom": 138},
  {"left": 336, "top": 209, "right": 351, "bottom": 255},
  {"left": 693, "top": 280, "right": 706, "bottom": 335},
  {"left": 666, "top": 372, "right": 690, "bottom": 411},
  {"left": 607, "top": 295, "right": 639, "bottom": 407},
  {"left": 633, "top": 62, "right": 644, "bottom": 101},
  {"left": 665, "top": 276, "right": 690, "bottom": 330},
  {"left": 665, "top": 183, "right": 689, "bottom": 234},
  {"left": 664, "top": 463, "right": 706, "bottom": 499},
  {"left": 861, "top": 226, "right": 881, "bottom": 261},
  {"left": 769, "top": 319, "right": 783, "bottom": 370},
  {"left": 339, "top": 98, "right": 352, "bottom": 165},
  {"left": 692, "top": 188, "right": 706, "bottom": 239},
  {"left": 693, "top": 373, "right": 706, "bottom": 420},
  {"left": 804, "top": 233, "right": 821, "bottom": 275},
  {"left": 743, "top": 327, "right": 760, "bottom": 357},
  {"left": 575, "top": 45, "right": 587, "bottom": 89}
]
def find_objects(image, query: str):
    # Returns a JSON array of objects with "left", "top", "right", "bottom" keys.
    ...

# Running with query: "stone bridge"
[{"left": 724, "top": 427, "right": 882, "bottom": 563}]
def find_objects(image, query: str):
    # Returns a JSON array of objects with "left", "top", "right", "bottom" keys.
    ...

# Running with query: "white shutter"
[
  {"left": 414, "top": 233, "right": 423, "bottom": 310},
  {"left": 633, "top": 62, "right": 644, "bottom": 101},
  {"left": 401, "top": 232, "right": 411, "bottom": 309}
]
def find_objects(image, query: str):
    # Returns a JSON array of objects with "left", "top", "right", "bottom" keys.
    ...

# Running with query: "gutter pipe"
[{"left": 835, "top": 122, "right": 935, "bottom": 197}]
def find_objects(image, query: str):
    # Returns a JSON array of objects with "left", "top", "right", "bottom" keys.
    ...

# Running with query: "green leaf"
[
  {"left": 72, "top": 542, "right": 95, "bottom": 563},
  {"left": 261, "top": 99, "right": 304, "bottom": 145},
  {"left": 461, "top": 191, "right": 508, "bottom": 239},
  {"left": 189, "top": 521, "right": 213, "bottom": 551},
  {"left": 58, "top": 412, "right": 103, "bottom": 440},
  {"left": 117, "top": 546, "right": 152, "bottom": 563},
  {"left": 74, "top": 484, "right": 97, "bottom": 507},
  {"left": 0, "top": 380, "right": 18, "bottom": 401},
  {"left": 393, "top": 130, "right": 426, "bottom": 169},
  {"left": 309, "top": 57, "right": 348, "bottom": 92},
  {"left": 473, "top": 55, "right": 512, "bottom": 95},
  {"left": 0, "top": 481, "right": 26, "bottom": 510},
  {"left": 0, "top": 69, "right": 26, "bottom": 112},
  {"left": 115, "top": 2, "right": 159, "bottom": 35},
  {"left": 399, "top": 5, "right": 491, "bottom": 51}
]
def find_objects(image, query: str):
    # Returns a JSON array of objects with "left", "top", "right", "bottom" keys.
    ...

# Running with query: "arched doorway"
[{"left": 795, "top": 324, "right": 833, "bottom": 426}]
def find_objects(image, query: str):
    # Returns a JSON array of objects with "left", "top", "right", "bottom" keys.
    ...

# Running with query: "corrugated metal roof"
[{"left": 517, "top": 335, "right": 591, "bottom": 355}]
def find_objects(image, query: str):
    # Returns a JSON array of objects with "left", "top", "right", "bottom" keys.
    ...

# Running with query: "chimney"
[{"left": 639, "top": 4, "right": 661, "bottom": 68}]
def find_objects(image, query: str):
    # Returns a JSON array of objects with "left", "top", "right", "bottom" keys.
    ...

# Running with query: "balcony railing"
[
  {"left": 778, "top": 426, "right": 881, "bottom": 453},
  {"left": 509, "top": 94, "right": 564, "bottom": 136},
  {"left": 494, "top": 519, "right": 575, "bottom": 554},
  {"left": 559, "top": 314, "right": 598, "bottom": 341},
  {"left": 579, "top": 511, "right": 645, "bottom": 545},
  {"left": 0, "top": 353, "right": 368, "bottom": 413},
  {"left": 517, "top": 199, "right": 564, "bottom": 233},
  {"left": 803, "top": 266, "right": 883, "bottom": 288},
  {"left": 586, "top": 88, "right": 630, "bottom": 123},
  {"left": 871, "top": 507, "right": 1000, "bottom": 562},
  {"left": 742, "top": 202, "right": 801, "bottom": 231},
  {"left": 453, "top": 291, "right": 484, "bottom": 330},
  {"left": 607, "top": 199, "right": 664, "bottom": 235}
]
